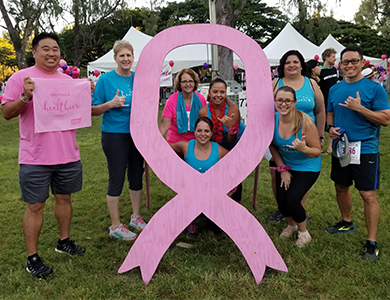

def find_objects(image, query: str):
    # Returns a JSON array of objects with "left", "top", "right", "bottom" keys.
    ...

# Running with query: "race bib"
[{"left": 348, "top": 141, "right": 361, "bottom": 165}]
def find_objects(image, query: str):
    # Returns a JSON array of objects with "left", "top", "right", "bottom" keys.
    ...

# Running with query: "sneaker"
[
  {"left": 55, "top": 238, "right": 85, "bottom": 255},
  {"left": 362, "top": 240, "right": 379, "bottom": 262},
  {"left": 280, "top": 225, "right": 298, "bottom": 238},
  {"left": 296, "top": 232, "right": 312, "bottom": 248},
  {"left": 109, "top": 224, "right": 137, "bottom": 241},
  {"left": 268, "top": 210, "right": 284, "bottom": 222},
  {"left": 325, "top": 220, "right": 355, "bottom": 234},
  {"left": 26, "top": 254, "right": 53, "bottom": 279},
  {"left": 129, "top": 214, "right": 147, "bottom": 231},
  {"left": 186, "top": 224, "right": 198, "bottom": 238}
]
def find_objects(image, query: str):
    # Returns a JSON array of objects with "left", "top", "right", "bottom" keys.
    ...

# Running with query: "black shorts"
[
  {"left": 331, "top": 153, "right": 380, "bottom": 191},
  {"left": 102, "top": 132, "right": 144, "bottom": 196},
  {"left": 19, "top": 161, "right": 83, "bottom": 203}
]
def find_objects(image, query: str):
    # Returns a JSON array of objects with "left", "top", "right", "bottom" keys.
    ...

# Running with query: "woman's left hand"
[
  {"left": 218, "top": 113, "right": 235, "bottom": 128},
  {"left": 286, "top": 135, "right": 307, "bottom": 152}
]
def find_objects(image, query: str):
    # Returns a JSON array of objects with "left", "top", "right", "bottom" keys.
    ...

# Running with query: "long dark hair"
[
  {"left": 277, "top": 50, "right": 306, "bottom": 78},
  {"left": 305, "top": 59, "right": 319, "bottom": 79}
]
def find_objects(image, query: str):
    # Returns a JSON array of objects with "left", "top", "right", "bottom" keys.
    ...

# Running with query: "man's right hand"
[{"left": 329, "top": 126, "right": 341, "bottom": 139}]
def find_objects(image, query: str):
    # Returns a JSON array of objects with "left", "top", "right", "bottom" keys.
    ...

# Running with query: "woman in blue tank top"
[
  {"left": 270, "top": 86, "right": 321, "bottom": 248},
  {"left": 169, "top": 117, "right": 228, "bottom": 237}
]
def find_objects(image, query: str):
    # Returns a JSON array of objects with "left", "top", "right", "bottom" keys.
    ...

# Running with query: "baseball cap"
[{"left": 332, "top": 129, "right": 351, "bottom": 167}]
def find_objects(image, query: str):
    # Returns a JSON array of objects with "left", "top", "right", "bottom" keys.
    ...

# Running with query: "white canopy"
[
  {"left": 87, "top": 26, "right": 244, "bottom": 85},
  {"left": 263, "top": 23, "right": 321, "bottom": 66},
  {"left": 319, "top": 34, "right": 386, "bottom": 67}
]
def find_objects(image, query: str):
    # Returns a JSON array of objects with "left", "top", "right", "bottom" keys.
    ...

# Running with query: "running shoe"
[
  {"left": 296, "top": 232, "right": 312, "bottom": 248},
  {"left": 26, "top": 254, "right": 53, "bottom": 279},
  {"left": 55, "top": 237, "right": 85, "bottom": 255},
  {"left": 362, "top": 240, "right": 379, "bottom": 262},
  {"left": 129, "top": 214, "right": 147, "bottom": 231},
  {"left": 109, "top": 224, "right": 137, "bottom": 241},
  {"left": 186, "top": 224, "right": 198, "bottom": 238},
  {"left": 325, "top": 220, "right": 355, "bottom": 234},
  {"left": 280, "top": 225, "right": 298, "bottom": 238},
  {"left": 268, "top": 210, "right": 284, "bottom": 222}
]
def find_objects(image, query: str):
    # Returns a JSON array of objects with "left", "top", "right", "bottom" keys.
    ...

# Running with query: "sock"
[
  {"left": 368, "top": 240, "right": 377, "bottom": 246},
  {"left": 298, "top": 230, "right": 308, "bottom": 235}
]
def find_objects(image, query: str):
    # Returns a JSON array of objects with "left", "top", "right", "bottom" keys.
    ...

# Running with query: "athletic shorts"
[
  {"left": 331, "top": 153, "right": 380, "bottom": 191},
  {"left": 19, "top": 160, "right": 83, "bottom": 204}
]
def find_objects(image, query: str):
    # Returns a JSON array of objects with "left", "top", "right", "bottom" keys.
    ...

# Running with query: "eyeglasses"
[
  {"left": 340, "top": 59, "right": 361, "bottom": 66},
  {"left": 180, "top": 80, "right": 195, "bottom": 85},
  {"left": 274, "top": 99, "right": 294, "bottom": 105}
]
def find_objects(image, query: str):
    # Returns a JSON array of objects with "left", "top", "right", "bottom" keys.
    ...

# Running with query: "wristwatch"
[
  {"left": 325, "top": 124, "right": 335, "bottom": 132},
  {"left": 20, "top": 93, "right": 32, "bottom": 103}
]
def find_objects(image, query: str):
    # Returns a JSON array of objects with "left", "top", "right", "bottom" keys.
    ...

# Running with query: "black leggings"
[
  {"left": 275, "top": 170, "right": 319, "bottom": 224},
  {"left": 102, "top": 132, "right": 144, "bottom": 196}
]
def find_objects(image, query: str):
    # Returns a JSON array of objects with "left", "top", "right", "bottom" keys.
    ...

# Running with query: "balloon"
[
  {"left": 73, "top": 66, "right": 78, "bottom": 72},
  {"left": 334, "top": 64, "right": 339, "bottom": 69},
  {"left": 388, "top": 58, "right": 390, "bottom": 64},
  {"left": 69, "top": 66, "right": 73, "bottom": 70},
  {"left": 57, "top": 67, "right": 63, "bottom": 73},
  {"left": 203, "top": 62, "right": 208, "bottom": 69},
  {"left": 59, "top": 59, "right": 66, "bottom": 67},
  {"left": 388, "top": 67, "right": 390, "bottom": 72},
  {"left": 208, "top": 68, "right": 212, "bottom": 72},
  {"left": 381, "top": 54, "right": 387, "bottom": 60},
  {"left": 64, "top": 68, "right": 70, "bottom": 75},
  {"left": 379, "top": 66, "right": 384, "bottom": 71},
  {"left": 62, "top": 64, "right": 68, "bottom": 70},
  {"left": 93, "top": 70, "right": 100, "bottom": 77},
  {"left": 69, "top": 70, "right": 73, "bottom": 76},
  {"left": 72, "top": 71, "right": 79, "bottom": 79},
  {"left": 169, "top": 60, "right": 174, "bottom": 67},
  {"left": 233, "top": 63, "right": 238, "bottom": 70},
  {"left": 374, "top": 63, "right": 379, "bottom": 69},
  {"left": 371, "top": 66, "right": 375, "bottom": 70},
  {"left": 365, "top": 60, "right": 370, "bottom": 66},
  {"left": 314, "top": 55, "right": 319, "bottom": 61}
]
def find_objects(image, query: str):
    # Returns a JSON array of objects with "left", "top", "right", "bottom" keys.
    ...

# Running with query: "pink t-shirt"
[
  {"left": 2, "top": 66, "right": 80, "bottom": 165},
  {"left": 162, "top": 91, "right": 206, "bottom": 143}
]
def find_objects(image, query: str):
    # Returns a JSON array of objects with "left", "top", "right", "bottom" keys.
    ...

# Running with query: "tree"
[
  {"left": 304, "top": 15, "right": 340, "bottom": 45},
  {"left": 0, "top": 0, "right": 61, "bottom": 69},
  {"left": 355, "top": 0, "right": 390, "bottom": 39},
  {"left": 0, "top": 37, "right": 18, "bottom": 81}
]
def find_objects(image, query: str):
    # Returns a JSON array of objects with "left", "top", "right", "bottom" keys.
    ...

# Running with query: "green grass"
[{"left": 1, "top": 109, "right": 390, "bottom": 299}]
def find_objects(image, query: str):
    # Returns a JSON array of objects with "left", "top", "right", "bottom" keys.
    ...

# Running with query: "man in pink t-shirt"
[{"left": 1, "top": 32, "right": 90, "bottom": 279}]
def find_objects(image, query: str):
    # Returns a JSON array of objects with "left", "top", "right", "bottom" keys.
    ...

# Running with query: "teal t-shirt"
[{"left": 92, "top": 70, "right": 134, "bottom": 133}]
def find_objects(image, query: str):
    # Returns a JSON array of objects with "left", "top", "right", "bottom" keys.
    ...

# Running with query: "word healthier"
[{"left": 41, "top": 93, "right": 80, "bottom": 113}]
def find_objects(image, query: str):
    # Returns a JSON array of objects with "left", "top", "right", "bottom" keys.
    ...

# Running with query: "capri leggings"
[
  {"left": 275, "top": 170, "right": 319, "bottom": 224},
  {"left": 102, "top": 132, "right": 144, "bottom": 196}
]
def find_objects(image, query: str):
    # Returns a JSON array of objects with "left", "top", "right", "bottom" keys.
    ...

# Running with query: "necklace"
[
  {"left": 208, "top": 100, "right": 227, "bottom": 144},
  {"left": 119, "top": 73, "right": 132, "bottom": 90}
]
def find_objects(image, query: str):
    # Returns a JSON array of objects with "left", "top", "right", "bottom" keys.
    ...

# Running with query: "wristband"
[
  {"left": 325, "top": 124, "right": 335, "bottom": 132},
  {"left": 270, "top": 165, "right": 291, "bottom": 173},
  {"left": 319, "top": 136, "right": 325, "bottom": 140},
  {"left": 20, "top": 93, "right": 32, "bottom": 104},
  {"left": 227, "top": 123, "right": 239, "bottom": 135}
]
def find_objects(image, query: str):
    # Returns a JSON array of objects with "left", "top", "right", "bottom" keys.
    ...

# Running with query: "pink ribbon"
[{"left": 118, "top": 24, "right": 287, "bottom": 285}]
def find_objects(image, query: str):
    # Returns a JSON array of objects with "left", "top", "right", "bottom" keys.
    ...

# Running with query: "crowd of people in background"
[{"left": 1, "top": 30, "right": 389, "bottom": 280}]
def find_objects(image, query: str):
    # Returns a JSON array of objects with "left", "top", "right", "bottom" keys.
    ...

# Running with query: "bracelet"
[
  {"left": 227, "top": 123, "right": 239, "bottom": 135},
  {"left": 270, "top": 165, "right": 291, "bottom": 173},
  {"left": 325, "top": 124, "right": 335, "bottom": 132},
  {"left": 20, "top": 93, "right": 32, "bottom": 104}
]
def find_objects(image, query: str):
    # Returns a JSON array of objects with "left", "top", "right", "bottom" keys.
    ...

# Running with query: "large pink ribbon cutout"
[{"left": 119, "top": 24, "right": 288, "bottom": 284}]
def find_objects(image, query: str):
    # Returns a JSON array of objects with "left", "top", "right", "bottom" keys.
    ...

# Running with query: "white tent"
[
  {"left": 263, "top": 23, "right": 321, "bottom": 66},
  {"left": 319, "top": 34, "right": 386, "bottom": 67},
  {"left": 87, "top": 26, "right": 244, "bottom": 86}
]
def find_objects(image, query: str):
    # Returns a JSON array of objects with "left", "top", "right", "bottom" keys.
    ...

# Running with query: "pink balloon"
[
  {"left": 334, "top": 64, "right": 339, "bottom": 69},
  {"left": 57, "top": 67, "right": 64, "bottom": 73},
  {"left": 208, "top": 68, "right": 212, "bottom": 71},
  {"left": 93, "top": 70, "right": 100, "bottom": 77},
  {"left": 388, "top": 58, "right": 390, "bottom": 64},
  {"left": 388, "top": 67, "right": 390, "bottom": 72},
  {"left": 371, "top": 66, "right": 375, "bottom": 70},
  {"left": 169, "top": 60, "right": 174, "bottom": 67},
  {"left": 59, "top": 59, "right": 66, "bottom": 67},
  {"left": 365, "top": 60, "right": 370, "bottom": 66},
  {"left": 314, "top": 55, "right": 319, "bottom": 61},
  {"left": 68, "top": 66, "right": 73, "bottom": 70},
  {"left": 233, "top": 63, "right": 239, "bottom": 70},
  {"left": 64, "top": 68, "right": 71, "bottom": 74},
  {"left": 381, "top": 54, "right": 386, "bottom": 60},
  {"left": 374, "top": 63, "right": 379, "bottom": 69},
  {"left": 73, "top": 66, "right": 78, "bottom": 72}
]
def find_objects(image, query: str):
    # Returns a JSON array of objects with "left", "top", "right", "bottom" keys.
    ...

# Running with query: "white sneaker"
[
  {"left": 280, "top": 225, "right": 298, "bottom": 238},
  {"left": 109, "top": 224, "right": 137, "bottom": 241},
  {"left": 296, "top": 231, "right": 312, "bottom": 248},
  {"left": 129, "top": 214, "right": 147, "bottom": 230}
]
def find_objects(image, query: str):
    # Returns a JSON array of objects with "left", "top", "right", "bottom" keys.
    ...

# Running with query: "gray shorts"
[{"left": 19, "top": 160, "right": 83, "bottom": 203}]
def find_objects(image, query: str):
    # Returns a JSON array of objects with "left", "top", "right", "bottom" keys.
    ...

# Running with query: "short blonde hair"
[
  {"left": 174, "top": 69, "right": 199, "bottom": 92},
  {"left": 113, "top": 40, "right": 134, "bottom": 56}
]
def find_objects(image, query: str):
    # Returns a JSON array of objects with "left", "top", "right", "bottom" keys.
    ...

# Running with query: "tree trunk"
[{"left": 215, "top": 0, "right": 246, "bottom": 80}]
